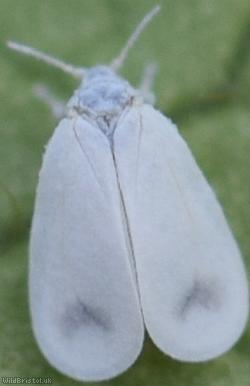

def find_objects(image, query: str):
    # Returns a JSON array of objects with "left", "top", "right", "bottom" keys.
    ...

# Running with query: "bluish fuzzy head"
[{"left": 68, "top": 65, "right": 136, "bottom": 115}]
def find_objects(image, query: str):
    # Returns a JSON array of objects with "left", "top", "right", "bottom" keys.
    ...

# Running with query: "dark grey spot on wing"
[
  {"left": 61, "top": 298, "right": 111, "bottom": 337},
  {"left": 177, "top": 278, "right": 222, "bottom": 320}
]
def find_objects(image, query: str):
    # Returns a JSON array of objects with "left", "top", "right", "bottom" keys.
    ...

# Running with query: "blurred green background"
[{"left": 0, "top": 0, "right": 250, "bottom": 385}]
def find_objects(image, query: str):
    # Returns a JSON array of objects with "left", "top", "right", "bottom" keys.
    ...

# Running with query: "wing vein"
[
  {"left": 135, "top": 113, "right": 144, "bottom": 200},
  {"left": 72, "top": 119, "right": 107, "bottom": 197}
]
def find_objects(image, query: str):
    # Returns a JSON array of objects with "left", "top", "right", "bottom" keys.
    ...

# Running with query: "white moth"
[{"left": 8, "top": 6, "right": 249, "bottom": 382}]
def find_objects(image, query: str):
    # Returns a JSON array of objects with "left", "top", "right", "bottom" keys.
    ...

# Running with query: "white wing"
[
  {"left": 114, "top": 105, "right": 248, "bottom": 362},
  {"left": 29, "top": 116, "right": 144, "bottom": 381}
]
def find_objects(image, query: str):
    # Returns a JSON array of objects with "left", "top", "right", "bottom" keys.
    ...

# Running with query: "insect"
[{"left": 8, "top": 5, "right": 249, "bottom": 382}]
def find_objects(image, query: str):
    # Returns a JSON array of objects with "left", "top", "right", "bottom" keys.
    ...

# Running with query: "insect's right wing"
[
  {"left": 29, "top": 117, "right": 144, "bottom": 381},
  {"left": 114, "top": 105, "right": 249, "bottom": 362}
]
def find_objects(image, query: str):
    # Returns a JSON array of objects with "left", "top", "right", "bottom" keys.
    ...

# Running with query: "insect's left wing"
[
  {"left": 114, "top": 105, "right": 249, "bottom": 362},
  {"left": 29, "top": 116, "right": 144, "bottom": 381}
]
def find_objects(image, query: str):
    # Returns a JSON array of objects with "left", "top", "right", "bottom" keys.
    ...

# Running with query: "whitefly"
[{"left": 7, "top": 5, "right": 249, "bottom": 383}]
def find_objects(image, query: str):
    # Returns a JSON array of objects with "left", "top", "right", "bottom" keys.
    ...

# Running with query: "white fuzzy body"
[{"left": 29, "top": 67, "right": 249, "bottom": 381}]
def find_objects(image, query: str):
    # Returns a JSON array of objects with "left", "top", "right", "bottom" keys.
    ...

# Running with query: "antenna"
[
  {"left": 110, "top": 5, "right": 161, "bottom": 72},
  {"left": 7, "top": 41, "right": 85, "bottom": 79}
]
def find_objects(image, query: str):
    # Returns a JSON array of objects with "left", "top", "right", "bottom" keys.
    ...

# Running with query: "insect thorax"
[{"left": 67, "top": 66, "right": 139, "bottom": 138}]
